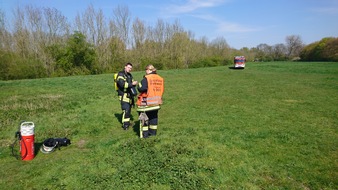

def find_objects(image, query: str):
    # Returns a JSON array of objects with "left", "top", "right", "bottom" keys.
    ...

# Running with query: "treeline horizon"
[{"left": 0, "top": 4, "right": 337, "bottom": 80}]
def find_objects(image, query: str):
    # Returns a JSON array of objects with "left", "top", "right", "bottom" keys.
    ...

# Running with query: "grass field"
[{"left": 0, "top": 61, "right": 337, "bottom": 189}]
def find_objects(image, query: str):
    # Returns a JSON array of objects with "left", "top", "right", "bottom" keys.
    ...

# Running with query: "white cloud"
[
  {"left": 216, "top": 21, "right": 260, "bottom": 33},
  {"left": 161, "top": 0, "right": 260, "bottom": 34},
  {"left": 191, "top": 14, "right": 260, "bottom": 33},
  {"left": 166, "top": 0, "right": 228, "bottom": 14}
]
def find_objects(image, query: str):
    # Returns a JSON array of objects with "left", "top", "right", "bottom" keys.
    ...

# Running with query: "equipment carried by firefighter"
[
  {"left": 138, "top": 112, "right": 149, "bottom": 138},
  {"left": 40, "top": 137, "right": 71, "bottom": 154},
  {"left": 114, "top": 73, "right": 118, "bottom": 91}
]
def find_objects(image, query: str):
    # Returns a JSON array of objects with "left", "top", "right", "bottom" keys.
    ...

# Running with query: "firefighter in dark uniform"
[
  {"left": 137, "top": 64, "right": 164, "bottom": 138},
  {"left": 116, "top": 63, "right": 138, "bottom": 130}
]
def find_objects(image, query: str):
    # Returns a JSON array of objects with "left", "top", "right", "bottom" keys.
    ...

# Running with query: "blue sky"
[{"left": 1, "top": 0, "right": 338, "bottom": 49}]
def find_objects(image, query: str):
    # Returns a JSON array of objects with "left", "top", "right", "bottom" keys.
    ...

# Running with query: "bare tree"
[
  {"left": 93, "top": 8, "right": 109, "bottom": 71},
  {"left": 108, "top": 17, "right": 117, "bottom": 37},
  {"left": 43, "top": 7, "right": 69, "bottom": 43},
  {"left": 113, "top": 5, "right": 131, "bottom": 48},
  {"left": 85, "top": 4, "right": 96, "bottom": 44},
  {"left": 74, "top": 4, "right": 107, "bottom": 46},
  {"left": 73, "top": 4, "right": 110, "bottom": 71},
  {"left": 154, "top": 19, "right": 165, "bottom": 48},
  {"left": 42, "top": 7, "right": 69, "bottom": 76},
  {"left": 13, "top": 6, "right": 30, "bottom": 58},
  {"left": 130, "top": 17, "right": 148, "bottom": 69},
  {"left": 95, "top": 9, "right": 107, "bottom": 46},
  {"left": 0, "top": 9, "right": 11, "bottom": 50},
  {"left": 25, "top": 5, "right": 44, "bottom": 57},
  {"left": 210, "top": 36, "right": 230, "bottom": 56},
  {"left": 0, "top": 9, "right": 4, "bottom": 32},
  {"left": 74, "top": 13, "right": 84, "bottom": 34},
  {"left": 131, "top": 17, "right": 146, "bottom": 49},
  {"left": 285, "top": 35, "right": 303, "bottom": 58},
  {"left": 255, "top": 43, "right": 273, "bottom": 61},
  {"left": 272, "top": 43, "right": 287, "bottom": 61},
  {"left": 198, "top": 36, "right": 209, "bottom": 56}
]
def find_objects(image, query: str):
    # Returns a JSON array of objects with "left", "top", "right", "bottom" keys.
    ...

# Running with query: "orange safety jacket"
[{"left": 137, "top": 74, "right": 164, "bottom": 106}]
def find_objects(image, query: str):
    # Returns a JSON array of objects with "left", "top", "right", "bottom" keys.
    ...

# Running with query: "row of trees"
[
  {"left": 0, "top": 5, "right": 336, "bottom": 80},
  {"left": 250, "top": 35, "right": 304, "bottom": 62},
  {"left": 247, "top": 36, "right": 338, "bottom": 62},
  {"left": 0, "top": 5, "right": 233, "bottom": 80}
]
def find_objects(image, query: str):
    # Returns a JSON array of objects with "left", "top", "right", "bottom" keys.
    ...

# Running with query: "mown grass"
[{"left": 0, "top": 62, "right": 337, "bottom": 189}]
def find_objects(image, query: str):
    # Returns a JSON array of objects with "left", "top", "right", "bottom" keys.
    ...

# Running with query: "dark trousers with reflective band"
[
  {"left": 120, "top": 95, "right": 132, "bottom": 128},
  {"left": 140, "top": 110, "right": 158, "bottom": 138}
]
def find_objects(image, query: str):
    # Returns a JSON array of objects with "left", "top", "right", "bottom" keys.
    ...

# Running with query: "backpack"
[{"left": 114, "top": 73, "right": 118, "bottom": 91}]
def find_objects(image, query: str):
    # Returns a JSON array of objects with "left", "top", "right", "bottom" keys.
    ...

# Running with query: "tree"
[
  {"left": 12, "top": 7, "right": 30, "bottom": 58},
  {"left": 322, "top": 37, "right": 338, "bottom": 61},
  {"left": 113, "top": 5, "right": 131, "bottom": 47},
  {"left": 272, "top": 43, "right": 287, "bottom": 61},
  {"left": 43, "top": 7, "right": 69, "bottom": 43},
  {"left": 107, "top": 36, "right": 126, "bottom": 72},
  {"left": 285, "top": 35, "right": 303, "bottom": 59},
  {"left": 300, "top": 37, "right": 338, "bottom": 62},
  {"left": 49, "top": 31, "right": 97, "bottom": 76},
  {"left": 209, "top": 36, "right": 230, "bottom": 57},
  {"left": 256, "top": 43, "right": 273, "bottom": 61},
  {"left": 167, "top": 32, "right": 191, "bottom": 69},
  {"left": 0, "top": 9, "right": 10, "bottom": 50},
  {"left": 43, "top": 7, "right": 70, "bottom": 76},
  {"left": 131, "top": 17, "right": 146, "bottom": 49}
]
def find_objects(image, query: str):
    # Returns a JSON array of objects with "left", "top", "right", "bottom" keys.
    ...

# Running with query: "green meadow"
[{"left": 0, "top": 62, "right": 337, "bottom": 189}]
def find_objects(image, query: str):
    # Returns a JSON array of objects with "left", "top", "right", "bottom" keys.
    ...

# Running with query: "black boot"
[
  {"left": 123, "top": 123, "right": 129, "bottom": 130},
  {"left": 142, "top": 130, "right": 149, "bottom": 138},
  {"left": 149, "top": 129, "right": 157, "bottom": 136}
]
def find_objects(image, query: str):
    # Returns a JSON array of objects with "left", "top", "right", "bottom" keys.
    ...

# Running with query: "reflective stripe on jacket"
[
  {"left": 117, "top": 71, "right": 136, "bottom": 103},
  {"left": 117, "top": 71, "right": 134, "bottom": 96}
]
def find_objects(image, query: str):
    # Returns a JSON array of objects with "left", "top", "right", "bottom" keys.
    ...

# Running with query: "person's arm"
[{"left": 137, "top": 78, "right": 148, "bottom": 93}]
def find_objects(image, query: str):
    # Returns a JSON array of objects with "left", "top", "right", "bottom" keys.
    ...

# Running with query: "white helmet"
[{"left": 40, "top": 138, "right": 57, "bottom": 154}]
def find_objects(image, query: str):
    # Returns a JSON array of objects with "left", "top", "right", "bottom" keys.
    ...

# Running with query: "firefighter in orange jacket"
[{"left": 137, "top": 64, "right": 164, "bottom": 138}]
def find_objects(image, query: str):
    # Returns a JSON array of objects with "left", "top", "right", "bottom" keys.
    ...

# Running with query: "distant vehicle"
[{"left": 234, "top": 56, "right": 246, "bottom": 69}]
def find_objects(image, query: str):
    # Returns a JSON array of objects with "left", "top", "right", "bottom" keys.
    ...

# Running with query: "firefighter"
[
  {"left": 116, "top": 63, "right": 138, "bottom": 130},
  {"left": 137, "top": 64, "right": 164, "bottom": 138}
]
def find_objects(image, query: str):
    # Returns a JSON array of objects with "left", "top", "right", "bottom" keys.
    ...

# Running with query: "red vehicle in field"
[{"left": 234, "top": 56, "right": 246, "bottom": 69}]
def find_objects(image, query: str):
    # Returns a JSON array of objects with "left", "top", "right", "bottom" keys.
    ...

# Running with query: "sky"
[{"left": 1, "top": 0, "right": 338, "bottom": 49}]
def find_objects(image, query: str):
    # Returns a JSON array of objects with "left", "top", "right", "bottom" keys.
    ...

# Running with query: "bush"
[
  {"left": 190, "top": 57, "right": 227, "bottom": 68},
  {"left": 0, "top": 51, "right": 47, "bottom": 80},
  {"left": 300, "top": 37, "right": 338, "bottom": 61}
]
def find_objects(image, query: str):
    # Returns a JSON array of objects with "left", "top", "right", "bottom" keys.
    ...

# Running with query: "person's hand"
[{"left": 132, "top": 81, "right": 138, "bottom": 86}]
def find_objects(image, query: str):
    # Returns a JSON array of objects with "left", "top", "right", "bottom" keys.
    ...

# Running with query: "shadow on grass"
[
  {"left": 8, "top": 141, "right": 43, "bottom": 160},
  {"left": 114, "top": 112, "right": 137, "bottom": 132},
  {"left": 228, "top": 66, "right": 245, "bottom": 70},
  {"left": 132, "top": 119, "right": 141, "bottom": 138},
  {"left": 114, "top": 113, "right": 122, "bottom": 125}
]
